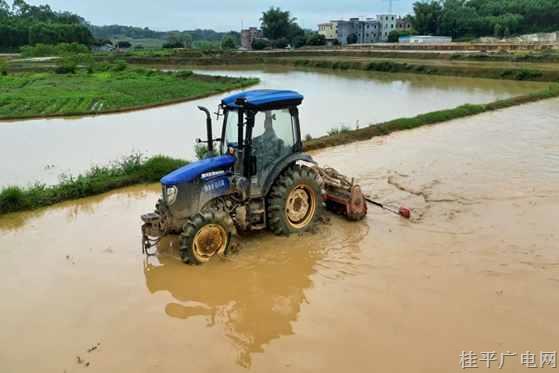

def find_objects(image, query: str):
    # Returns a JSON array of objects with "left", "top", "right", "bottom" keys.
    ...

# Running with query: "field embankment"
[
  {"left": 0, "top": 69, "right": 258, "bottom": 120},
  {"left": 123, "top": 49, "right": 559, "bottom": 82},
  {"left": 304, "top": 84, "right": 559, "bottom": 151},
  {"left": 0, "top": 155, "right": 187, "bottom": 214}
]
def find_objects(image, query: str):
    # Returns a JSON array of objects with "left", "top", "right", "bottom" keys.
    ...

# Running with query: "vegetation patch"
[
  {"left": 304, "top": 84, "right": 559, "bottom": 151},
  {"left": 0, "top": 154, "right": 187, "bottom": 215},
  {"left": 0, "top": 69, "right": 259, "bottom": 120},
  {"left": 20, "top": 42, "right": 90, "bottom": 58}
]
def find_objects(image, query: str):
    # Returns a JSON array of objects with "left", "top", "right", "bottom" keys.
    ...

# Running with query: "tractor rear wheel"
[
  {"left": 267, "top": 165, "right": 323, "bottom": 236},
  {"left": 180, "top": 209, "right": 234, "bottom": 265}
]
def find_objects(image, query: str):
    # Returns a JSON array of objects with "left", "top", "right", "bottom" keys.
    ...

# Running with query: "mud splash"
[{"left": 1, "top": 98, "right": 558, "bottom": 372}]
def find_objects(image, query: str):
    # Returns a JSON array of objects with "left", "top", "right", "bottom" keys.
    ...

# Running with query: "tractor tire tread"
[
  {"left": 180, "top": 207, "right": 235, "bottom": 265},
  {"left": 266, "top": 165, "right": 323, "bottom": 236}
]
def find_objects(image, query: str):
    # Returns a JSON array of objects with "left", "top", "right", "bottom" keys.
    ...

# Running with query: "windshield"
[{"left": 222, "top": 109, "right": 238, "bottom": 154}]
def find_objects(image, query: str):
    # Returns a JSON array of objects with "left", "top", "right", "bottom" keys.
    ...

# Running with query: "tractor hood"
[{"left": 160, "top": 155, "right": 236, "bottom": 186}]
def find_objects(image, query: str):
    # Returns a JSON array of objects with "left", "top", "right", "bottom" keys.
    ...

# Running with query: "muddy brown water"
[
  {"left": 1, "top": 98, "right": 558, "bottom": 372},
  {"left": 0, "top": 65, "right": 547, "bottom": 187}
]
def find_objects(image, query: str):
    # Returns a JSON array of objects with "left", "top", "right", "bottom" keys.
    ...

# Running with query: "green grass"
[
  {"left": 0, "top": 154, "right": 188, "bottom": 215},
  {"left": 304, "top": 84, "right": 559, "bottom": 151},
  {"left": 0, "top": 69, "right": 259, "bottom": 120}
]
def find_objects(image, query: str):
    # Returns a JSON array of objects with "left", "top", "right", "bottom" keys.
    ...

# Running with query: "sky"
[{"left": 26, "top": 0, "right": 415, "bottom": 32}]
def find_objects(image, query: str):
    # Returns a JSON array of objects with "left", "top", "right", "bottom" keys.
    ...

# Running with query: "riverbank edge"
[
  {"left": 0, "top": 155, "right": 188, "bottom": 215},
  {"left": 2, "top": 84, "right": 558, "bottom": 215},
  {"left": 0, "top": 75, "right": 259, "bottom": 122},
  {"left": 125, "top": 56, "right": 559, "bottom": 83}
]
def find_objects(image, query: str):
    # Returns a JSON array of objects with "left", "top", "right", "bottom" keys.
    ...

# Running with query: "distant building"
[
  {"left": 318, "top": 22, "right": 337, "bottom": 41},
  {"left": 318, "top": 14, "right": 406, "bottom": 45},
  {"left": 93, "top": 43, "right": 114, "bottom": 52},
  {"left": 377, "top": 14, "right": 397, "bottom": 41},
  {"left": 396, "top": 18, "right": 413, "bottom": 31},
  {"left": 241, "top": 27, "right": 263, "bottom": 50},
  {"left": 399, "top": 35, "right": 452, "bottom": 44}
]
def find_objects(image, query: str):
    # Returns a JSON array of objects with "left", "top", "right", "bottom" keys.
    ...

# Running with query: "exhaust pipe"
[{"left": 197, "top": 106, "right": 213, "bottom": 153}]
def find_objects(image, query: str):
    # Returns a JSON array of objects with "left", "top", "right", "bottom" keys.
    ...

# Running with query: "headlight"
[{"left": 166, "top": 186, "right": 178, "bottom": 205}]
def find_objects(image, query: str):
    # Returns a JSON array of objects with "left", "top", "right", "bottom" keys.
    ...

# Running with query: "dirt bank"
[{"left": 1, "top": 98, "right": 558, "bottom": 372}]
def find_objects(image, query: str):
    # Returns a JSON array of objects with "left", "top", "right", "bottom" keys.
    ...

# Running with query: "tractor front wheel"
[
  {"left": 180, "top": 209, "right": 234, "bottom": 265},
  {"left": 267, "top": 165, "right": 323, "bottom": 236}
]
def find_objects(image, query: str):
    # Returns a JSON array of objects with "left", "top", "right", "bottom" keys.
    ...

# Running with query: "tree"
[
  {"left": 388, "top": 30, "right": 402, "bottom": 43},
  {"left": 252, "top": 38, "right": 271, "bottom": 50},
  {"left": 408, "top": 0, "right": 552, "bottom": 39},
  {"left": 272, "top": 37, "right": 289, "bottom": 48},
  {"left": 0, "top": 0, "right": 9, "bottom": 19},
  {"left": 0, "top": 0, "right": 94, "bottom": 49},
  {"left": 346, "top": 33, "right": 358, "bottom": 44},
  {"left": 166, "top": 32, "right": 192, "bottom": 48},
  {"left": 292, "top": 35, "right": 306, "bottom": 48},
  {"left": 305, "top": 32, "right": 326, "bottom": 46},
  {"left": 221, "top": 35, "right": 236, "bottom": 49},
  {"left": 411, "top": 0, "right": 443, "bottom": 35},
  {"left": 260, "top": 7, "right": 298, "bottom": 41}
]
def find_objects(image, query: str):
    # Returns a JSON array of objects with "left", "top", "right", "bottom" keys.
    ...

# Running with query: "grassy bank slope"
[
  {"left": 305, "top": 84, "right": 559, "bottom": 151},
  {"left": 0, "top": 155, "right": 187, "bottom": 214},
  {"left": 0, "top": 70, "right": 258, "bottom": 120}
]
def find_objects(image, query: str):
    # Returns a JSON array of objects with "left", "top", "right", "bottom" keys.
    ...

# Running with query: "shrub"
[
  {"left": 55, "top": 56, "right": 77, "bottom": 74},
  {"left": 327, "top": 125, "right": 351, "bottom": 136},
  {"left": 176, "top": 70, "right": 193, "bottom": 79},
  {"left": 221, "top": 36, "right": 237, "bottom": 50},
  {"left": 0, "top": 60, "right": 7, "bottom": 76},
  {"left": 0, "top": 186, "right": 27, "bottom": 212},
  {"left": 20, "top": 43, "right": 90, "bottom": 58},
  {"left": 252, "top": 38, "right": 271, "bottom": 50},
  {"left": 163, "top": 41, "right": 184, "bottom": 49},
  {"left": 111, "top": 60, "right": 127, "bottom": 72},
  {"left": 272, "top": 37, "right": 290, "bottom": 49}
]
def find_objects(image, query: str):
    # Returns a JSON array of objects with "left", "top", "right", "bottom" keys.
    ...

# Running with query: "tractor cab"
[{"left": 219, "top": 90, "right": 306, "bottom": 197}]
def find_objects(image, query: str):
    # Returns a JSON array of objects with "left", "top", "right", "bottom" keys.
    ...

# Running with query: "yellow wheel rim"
[
  {"left": 192, "top": 224, "right": 228, "bottom": 262},
  {"left": 285, "top": 184, "right": 317, "bottom": 229}
]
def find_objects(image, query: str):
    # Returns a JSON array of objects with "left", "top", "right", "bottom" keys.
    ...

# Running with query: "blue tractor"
[{"left": 141, "top": 89, "right": 346, "bottom": 264}]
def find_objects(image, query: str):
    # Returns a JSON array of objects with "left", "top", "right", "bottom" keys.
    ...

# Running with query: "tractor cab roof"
[{"left": 221, "top": 89, "right": 303, "bottom": 111}]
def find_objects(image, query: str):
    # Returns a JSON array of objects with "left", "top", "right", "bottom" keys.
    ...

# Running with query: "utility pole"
[{"left": 383, "top": 0, "right": 399, "bottom": 14}]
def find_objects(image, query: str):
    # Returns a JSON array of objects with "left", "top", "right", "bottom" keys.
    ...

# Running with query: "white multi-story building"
[
  {"left": 377, "top": 14, "right": 397, "bottom": 41},
  {"left": 318, "top": 14, "right": 403, "bottom": 45}
]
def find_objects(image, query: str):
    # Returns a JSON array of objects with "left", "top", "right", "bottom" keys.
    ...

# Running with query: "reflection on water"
[
  {"left": 0, "top": 65, "right": 545, "bottom": 187},
  {"left": 143, "top": 220, "right": 368, "bottom": 368},
  {"left": 0, "top": 183, "right": 159, "bottom": 233}
]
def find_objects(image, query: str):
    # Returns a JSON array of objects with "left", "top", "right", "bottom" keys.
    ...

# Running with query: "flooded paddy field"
[
  {"left": 1, "top": 98, "right": 558, "bottom": 373},
  {"left": 0, "top": 65, "right": 547, "bottom": 187}
]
